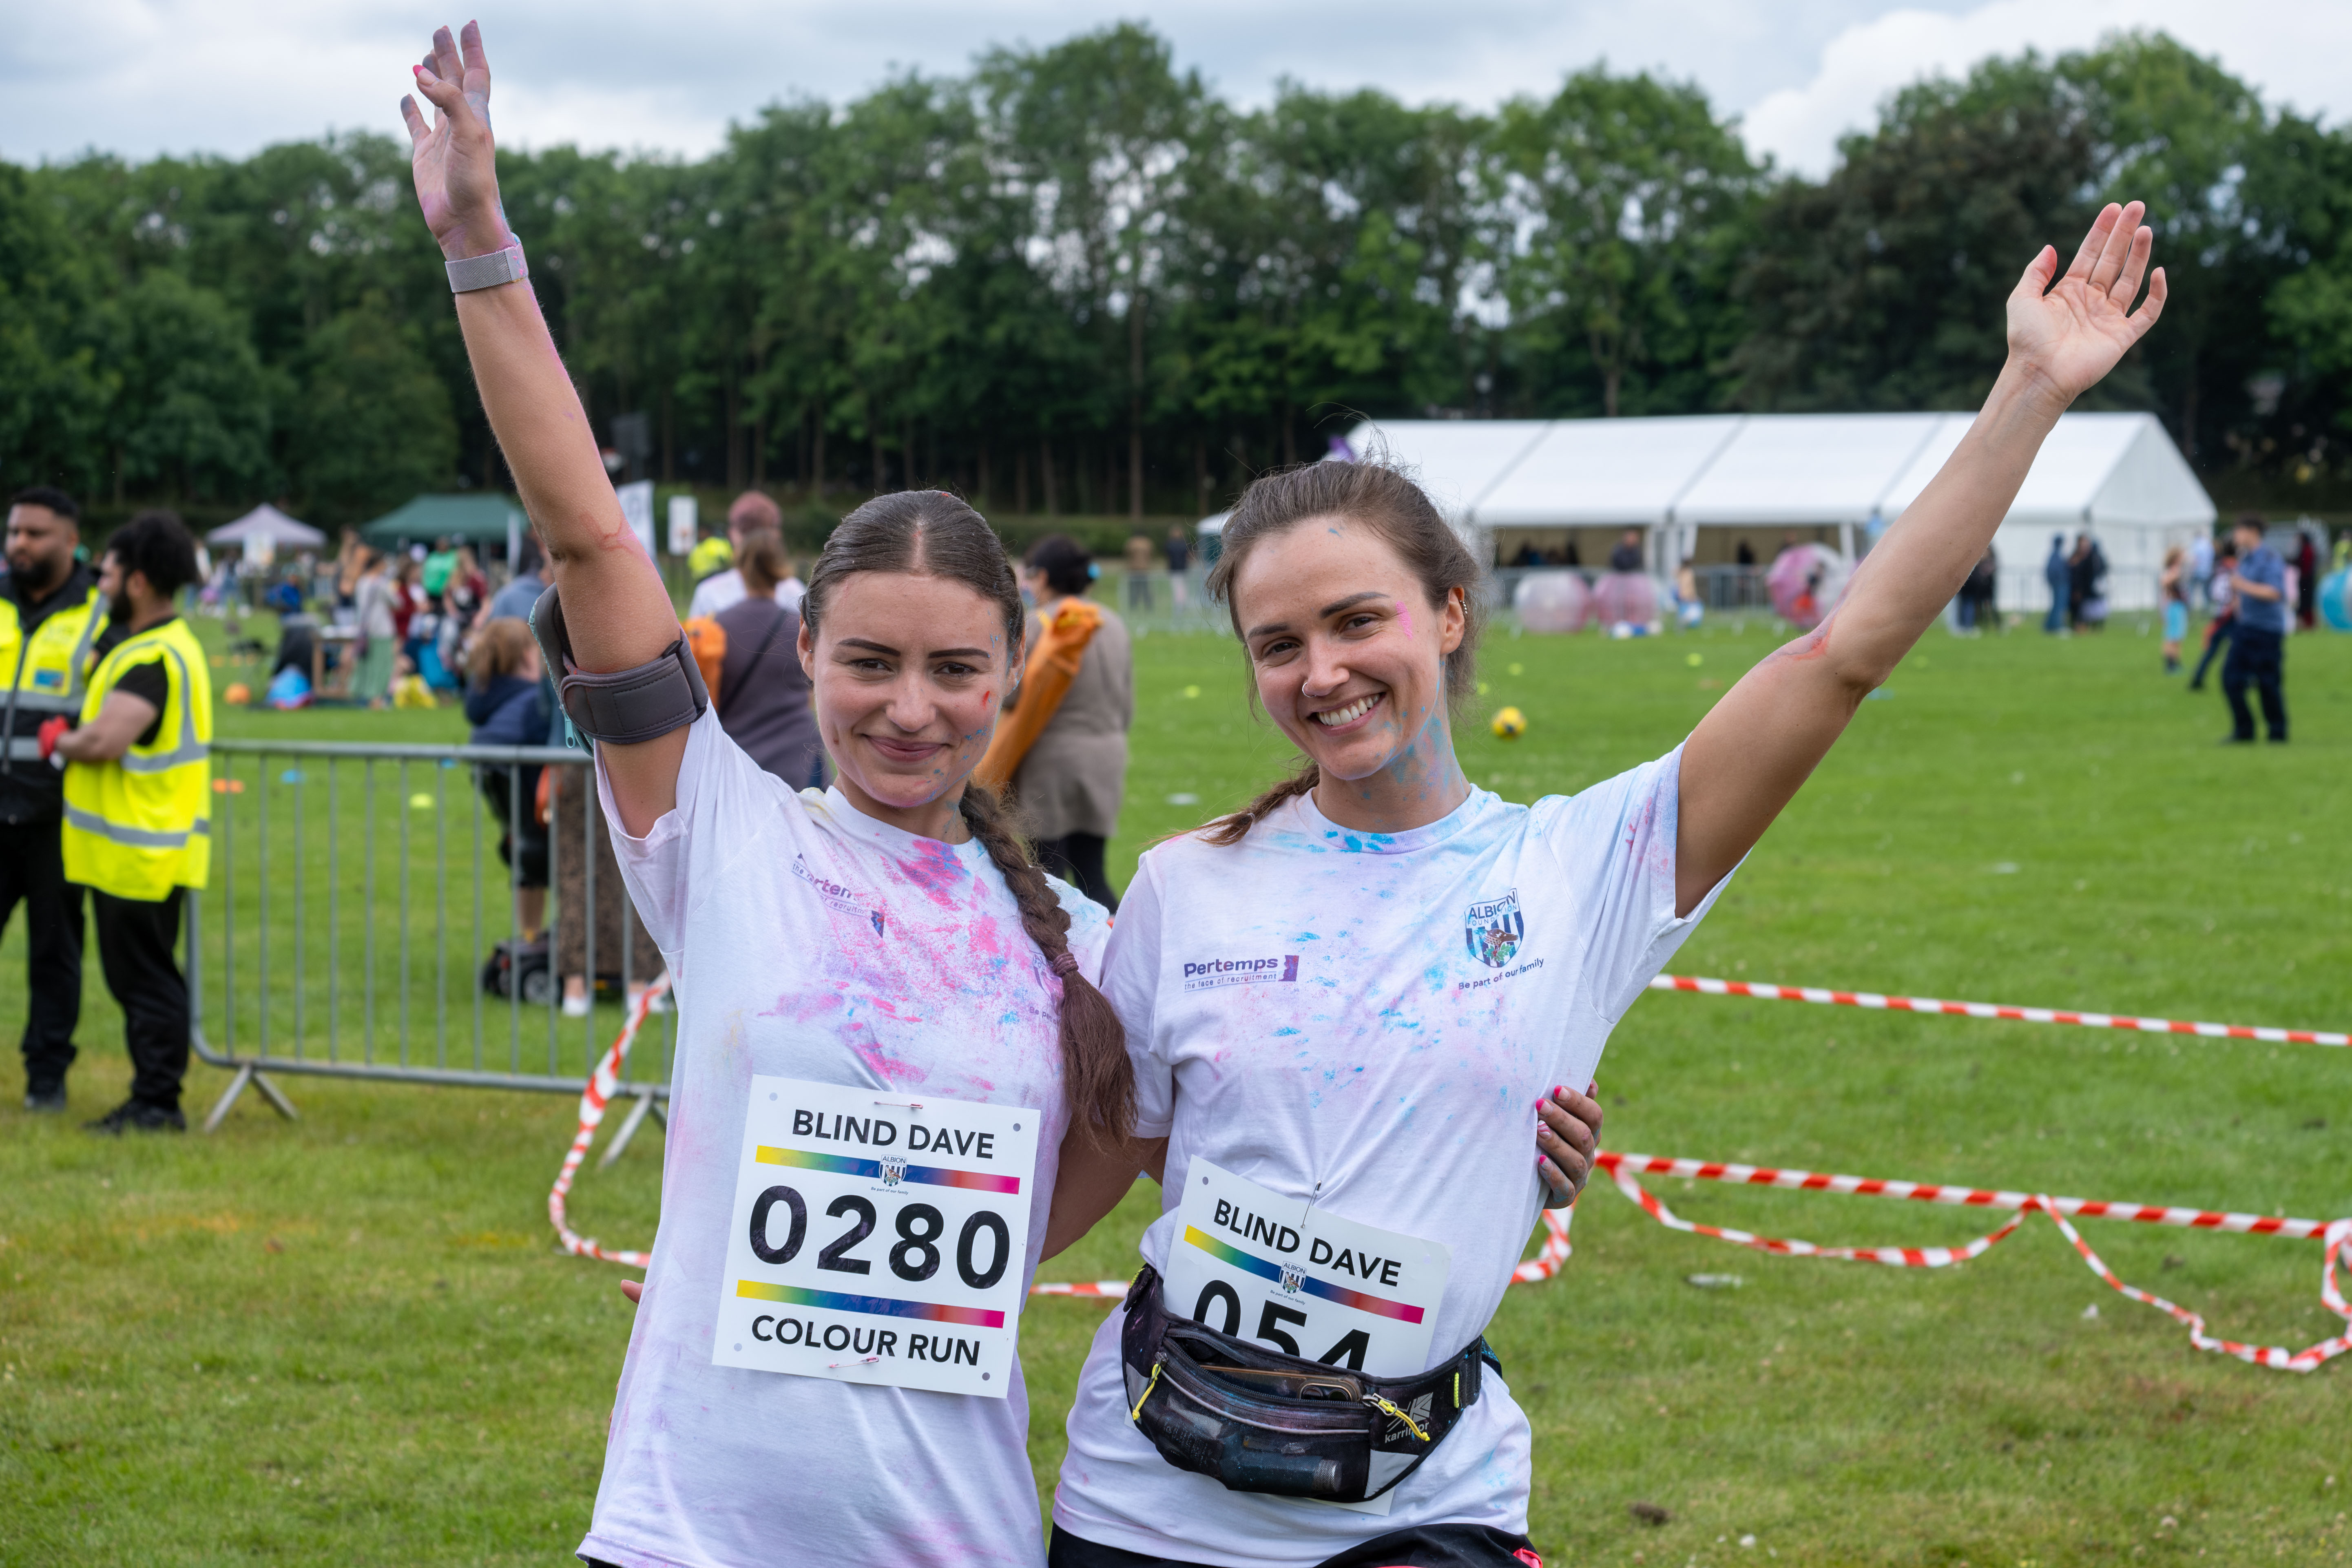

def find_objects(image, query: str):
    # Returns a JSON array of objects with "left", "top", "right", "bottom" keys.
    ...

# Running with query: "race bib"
[{"left": 712, "top": 1077, "right": 1040, "bottom": 1398}]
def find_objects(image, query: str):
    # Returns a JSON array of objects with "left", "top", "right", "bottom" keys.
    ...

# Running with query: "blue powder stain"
[{"left": 1273, "top": 1026, "right": 1301, "bottom": 1037}]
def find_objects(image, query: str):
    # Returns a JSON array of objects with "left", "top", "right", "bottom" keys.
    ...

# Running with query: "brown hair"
[
  {"left": 802, "top": 491, "right": 1134, "bottom": 1148},
  {"left": 468, "top": 617, "right": 539, "bottom": 686},
  {"left": 1199, "top": 461, "right": 1484, "bottom": 847},
  {"left": 739, "top": 530, "right": 790, "bottom": 596}
]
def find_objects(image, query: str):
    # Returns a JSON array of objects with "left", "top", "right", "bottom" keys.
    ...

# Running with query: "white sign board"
[
  {"left": 712, "top": 1076, "right": 1040, "bottom": 1398},
  {"left": 1163, "top": 1158, "right": 1452, "bottom": 1512},
  {"left": 616, "top": 480, "right": 656, "bottom": 561},
  {"left": 667, "top": 493, "right": 699, "bottom": 557}
]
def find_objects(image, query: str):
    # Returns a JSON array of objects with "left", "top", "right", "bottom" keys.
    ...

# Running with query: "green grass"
[{"left": 7, "top": 615, "right": 2352, "bottom": 1565}]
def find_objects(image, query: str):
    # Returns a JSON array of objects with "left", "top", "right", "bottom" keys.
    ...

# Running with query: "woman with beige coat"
[{"left": 1011, "top": 534, "right": 1133, "bottom": 910}]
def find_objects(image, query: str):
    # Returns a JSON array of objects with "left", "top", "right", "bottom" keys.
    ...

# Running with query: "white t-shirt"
[
  {"left": 1054, "top": 750, "right": 1729, "bottom": 1567},
  {"left": 580, "top": 711, "right": 1109, "bottom": 1568},
  {"left": 688, "top": 568, "right": 805, "bottom": 621}
]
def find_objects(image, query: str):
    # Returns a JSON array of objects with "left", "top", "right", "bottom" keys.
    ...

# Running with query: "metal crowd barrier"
[{"left": 191, "top": 738, "right": 672, "bottom": 1139}]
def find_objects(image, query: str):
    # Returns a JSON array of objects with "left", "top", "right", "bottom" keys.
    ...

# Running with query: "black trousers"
[
  {"left": 0, "top": 819, "right": 84, "bottom": 1089},
  {"left": 1050, "top": 1522, "right": 1540, "bottom": 1568},
  {"left": 1036, "top": 832, "right": 1119, "bottom": 914},
  {"left": 90, "top": 887, "right": 188, "bottom": 1111},
  {"left": 2221, "top": 626, "right": 2287, "bottom": 741},
  {"left": 2188, "top": 615, "right": 2231, "bottom": 687}
]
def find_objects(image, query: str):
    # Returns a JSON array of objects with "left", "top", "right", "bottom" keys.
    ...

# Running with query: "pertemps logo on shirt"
[
  {"left": 792, "top": 853, "right": 884, "bottom": 938},
  {"left": 1463, "top": 889, "right": 1525, "bottom": 969},
  {"left": 1181, "top": 954, "right": 1299, "bottom": 993}
]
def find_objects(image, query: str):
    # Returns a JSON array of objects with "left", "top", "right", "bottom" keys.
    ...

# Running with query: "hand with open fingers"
[
  {"left": 1536, "top": 1082, "right": 1603, "bottom": 1208},
  {"left": 398, "top": 20, "right": 509, "bottom": 260},
  {"left": 2008, "top": 200, "right": 2167, "bottom": 405}
]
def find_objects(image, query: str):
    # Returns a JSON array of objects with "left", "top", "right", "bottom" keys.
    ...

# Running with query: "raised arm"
[
  {"left": 1674, "top": 202, "right": 2165, "bottom": 914},
  {"left": 402, "top": 23, "right": 684, "bottom": 833}
]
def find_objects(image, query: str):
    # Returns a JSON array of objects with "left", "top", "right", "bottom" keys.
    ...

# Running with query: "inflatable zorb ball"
[
  {"left": 2320, "top": 567, "right": 2352, "bottom": 632},
  {"left": 1593, "top": 571, "right": 1657, "bottom": 634},
  {"left": 1766, "top": 544, "right": 1850, "bottom": 631},
  {"left": 1513, "top": 570, "right": 1592, "bottom": 634}
]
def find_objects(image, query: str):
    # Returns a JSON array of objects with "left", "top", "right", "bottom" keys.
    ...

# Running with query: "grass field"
[{"left": 5, "top": 612, "right": 2351, "bottom": 1566}]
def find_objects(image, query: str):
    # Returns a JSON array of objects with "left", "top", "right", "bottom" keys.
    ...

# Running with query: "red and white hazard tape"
[
  {"left": 1649, "top": 972, "right": 2350, "bottom": 1048},
  {"left": 549, "top": 977, "right": 671, "bottom": 1267},
  {"left": 1599, "top": 1150, "right": 2352, "bottom": 1373},
  {"left": 558, "top": 981, "right": 2349, "bottom": 1373}
]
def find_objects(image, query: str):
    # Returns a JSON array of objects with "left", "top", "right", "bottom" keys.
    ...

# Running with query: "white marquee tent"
[{"left": 1342, "top": 412, "right": 2215, "bottom": 613}]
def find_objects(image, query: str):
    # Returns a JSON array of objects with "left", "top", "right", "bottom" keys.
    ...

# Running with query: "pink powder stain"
[
  {"left": 852, "top": 1040, "right": 928, "bottom": 1081},
  {"left": 1396, "top": 601, "right": 1412, "bottom": 638},
  {"left": 896, "top": 839, "right": 969, "bottom": 905}
]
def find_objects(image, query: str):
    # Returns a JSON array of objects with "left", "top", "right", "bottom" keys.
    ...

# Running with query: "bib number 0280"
[
  {"left": 713, "top": 1076, "right": 1040, "bottom": 1398},
  {"left": 748, "top": 1185, "right": 1012, "bottom": 1291}
]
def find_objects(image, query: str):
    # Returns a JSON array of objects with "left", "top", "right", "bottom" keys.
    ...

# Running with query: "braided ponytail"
[
  {"left": 959, "top": 784, "right": 1135, "bottom": 1149},
  {"left": 802, "top": 489, "right": 1133, "bottom": 1150},
  {"left": 1199, "top": 760, "right": 1318, "bottom": 847}
]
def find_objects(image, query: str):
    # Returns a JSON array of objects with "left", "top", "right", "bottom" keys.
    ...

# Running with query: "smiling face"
[
  {"left": 797, "top": 569, "right": 1012, "bottom": 836},
  {"left": 1231, "top": 515, "right": 1469, "bottom": 828}
]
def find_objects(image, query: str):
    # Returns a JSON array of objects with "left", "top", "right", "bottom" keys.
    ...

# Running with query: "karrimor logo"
[{"left": 1181, "top": 955, "right": 1300, "bottom": 993}]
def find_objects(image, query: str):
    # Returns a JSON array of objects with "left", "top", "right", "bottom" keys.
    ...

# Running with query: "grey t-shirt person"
[{"left": 712, "top": 595, "right": 823, "bottom": 788}]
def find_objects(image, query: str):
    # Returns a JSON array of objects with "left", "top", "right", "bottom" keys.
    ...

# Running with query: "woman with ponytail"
[
  {"left": 1049, "top": 204, "right": 2165, "bottom": 1566},
  {"left": 400, "top": 28, "right": 1130, "bottom": 1567}
]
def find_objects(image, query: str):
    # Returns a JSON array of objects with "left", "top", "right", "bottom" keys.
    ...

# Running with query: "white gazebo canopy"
[
  {"left": 1343, "top": 411, "right": 2214, "bottom": 611},
  {"left": 208, "top": 504, "right": 326, "bottom": 551}
]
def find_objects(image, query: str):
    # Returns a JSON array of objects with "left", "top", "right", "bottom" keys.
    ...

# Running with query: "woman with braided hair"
[{"left": 400, "top": 27, "right": 1145, "bottom": 1567}]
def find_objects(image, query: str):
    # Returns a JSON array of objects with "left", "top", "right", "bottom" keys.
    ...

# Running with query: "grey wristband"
[{"left": 446, "top": 241, "right": 528, "bottom": 293}]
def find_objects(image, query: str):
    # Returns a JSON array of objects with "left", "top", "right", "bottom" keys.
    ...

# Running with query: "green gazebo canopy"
[{"left": 360, "top": 494, "right": 528, "bottom": 549}]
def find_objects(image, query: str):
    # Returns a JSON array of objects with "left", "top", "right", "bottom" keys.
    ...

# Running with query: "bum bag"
[{"left": 1120, "top": 1263, "right": 1499, "bottom": 1504}]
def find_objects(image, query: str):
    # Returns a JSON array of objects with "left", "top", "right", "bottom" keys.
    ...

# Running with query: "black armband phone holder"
[{"left": 528, "top": 585, "right": 708, "bottom": 746}]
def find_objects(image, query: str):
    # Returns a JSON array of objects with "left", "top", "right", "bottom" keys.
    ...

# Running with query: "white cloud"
[{"left": 1744, "top": 0, "right": 2352, "bottom": 177}]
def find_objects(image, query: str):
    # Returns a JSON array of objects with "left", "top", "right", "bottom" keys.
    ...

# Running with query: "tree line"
[{"left": 3, "top": 25, "right": 2347, "bottom": 534}]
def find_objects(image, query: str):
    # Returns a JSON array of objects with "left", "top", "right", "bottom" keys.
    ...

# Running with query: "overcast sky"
[{"left": 9, "top": 0, "right": 2349, "bottom": 177}]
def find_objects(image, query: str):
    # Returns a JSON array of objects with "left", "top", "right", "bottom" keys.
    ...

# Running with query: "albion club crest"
[
  {"left": 1279, "top": 1261, "right": 1305, "bottom": 1295},
  {"left": 1463, "top": 890, "right": 1525, "bottom": 969},
  {"left": 878, "top": 1156, "right": 908, "bottom": 1188}
]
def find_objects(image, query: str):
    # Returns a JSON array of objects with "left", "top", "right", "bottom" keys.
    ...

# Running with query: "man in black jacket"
[{"left": 1, "top": 487, "right": 107, "bottom": 1111}]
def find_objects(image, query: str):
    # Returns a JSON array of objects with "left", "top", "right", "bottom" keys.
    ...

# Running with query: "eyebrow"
[
  {"left": 1245, "top": 590, "right": 1388, "bottom": 640},
  {"left": 835, "top": 637, "right": 993, "bottom": 662}
]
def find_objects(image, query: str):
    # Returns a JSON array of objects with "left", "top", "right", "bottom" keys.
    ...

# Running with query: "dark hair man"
[
  {"left": 2, "top": 487, "right": 105, "bottom": 1111},
  {"left": 2219, "top": 513, "right": 2288, "bottom": 743},
  {"left": 50, "top": 510, "right": 213, "bottom": 1132}
]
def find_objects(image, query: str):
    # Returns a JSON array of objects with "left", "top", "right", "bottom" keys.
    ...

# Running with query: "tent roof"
[
  {"left": 1669, "top": 414, "right": 1945, "bottom": 526},
  {"left": 361, "top": 493, "right": 527, "bottom": 547},
  {"left": 208, "top": 503, "right": 325, "bottom": 549},
  {"left": 1342, "top": 412, "right": 2213, "bottom": 534},
  {"left": 1881, "top": 411, "right": 2213, "bottom": 530},
  {"left": 1342, "top": 420, "right": 1549, "bottom": 522},
  {"left": 1475, "top": 416, "right": 1743, "bottom": 526}
]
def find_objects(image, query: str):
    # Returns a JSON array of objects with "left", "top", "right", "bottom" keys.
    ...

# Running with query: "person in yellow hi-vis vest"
[
  {"left": 2, "top": 486, "right": 105, "bottom": 1113},
  {"left": 48, "top": 511, "right": 210, "bottom": 1135}
]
